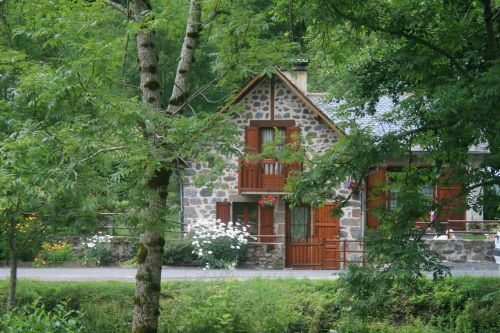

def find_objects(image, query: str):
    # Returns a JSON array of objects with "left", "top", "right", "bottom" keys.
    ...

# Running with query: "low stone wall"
[
  {"left": 57, "top": 236, "right": 135, "bottom": 264},
  {"left": 243, "top": 242, "right": 284, "bottom": 269},
  {"left": 425, "top": 239, "right": 495, "bottom": 262}
]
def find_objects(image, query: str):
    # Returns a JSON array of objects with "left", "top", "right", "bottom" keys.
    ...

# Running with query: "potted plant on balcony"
[{"left": 259, "top": 195, "right": 277, "bottom": 208}]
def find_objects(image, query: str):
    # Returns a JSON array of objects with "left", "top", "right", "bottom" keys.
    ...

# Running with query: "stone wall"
[
  {"left": 425, "top": 239, "right": 495, "bottom": 262},
  {"left": 58, "top": 236, "right": 135, "bottom": 264},
  {"left": 243, "top": 242, "right": 285, "bottom": 269}
]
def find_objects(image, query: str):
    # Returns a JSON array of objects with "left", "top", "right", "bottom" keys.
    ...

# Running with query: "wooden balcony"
[{"left": 238, "top": 158, "right": 301, "bottom": 193}]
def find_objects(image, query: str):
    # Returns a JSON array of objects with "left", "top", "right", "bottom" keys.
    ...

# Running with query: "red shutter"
[
  {"left": 366, "top": 168, "right": 387, "bottom": 228},
  {"left": 216, "top": 202, "right": 231, "bottom": 224},
  {"left": 436, "top": 177, "right": 466, "bottom": 230},
  {"left": 240, "top": 127, "right": 260, "bottom": 191},
  {"left": 286, "top": 126, "right": 302, "bottom": 174},
  {"left": 260, "top": 207, "right": 275, "bottom": 243},
  {"left": 245, "top": 127, "right": 259, "bottom": 155}
]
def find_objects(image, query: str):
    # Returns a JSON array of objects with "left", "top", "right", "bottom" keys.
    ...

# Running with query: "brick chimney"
[{"left": 281, "top": 61, "right": 308, "bottom": 94}]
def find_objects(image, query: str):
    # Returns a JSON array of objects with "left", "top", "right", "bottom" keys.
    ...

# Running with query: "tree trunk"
[
  {"left": 132, "top": 229, "right": 165, "bottom": 333},
  {"left": 134, "top": 0, "right": 163, "bottom": 109},
  {"left": 7, "top": 217, "right": 18, "bottom": 309},
  {"left": 166, "top": 0, "right": 202, "bottom": 114},
  {"left": 131, "top": 0, "right": 202, "bottom": 331},
  {"left": 481, "top": 0, "right": 498, "bottom": 61},
  {"left": 131, "top": 1, "right": 168, "bottom": 332}
]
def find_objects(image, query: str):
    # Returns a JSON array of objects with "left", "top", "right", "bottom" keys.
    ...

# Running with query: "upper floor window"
[{"left": 260, "top": 128, "right": 285, "bottom": 152}]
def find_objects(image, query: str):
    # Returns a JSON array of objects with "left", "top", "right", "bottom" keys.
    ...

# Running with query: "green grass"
[
  {"left": 461, "top": 234, "right": 487, "bottom": 240},
  {"left": 0, "top": 277, "right": 499, "bottom": 332}
]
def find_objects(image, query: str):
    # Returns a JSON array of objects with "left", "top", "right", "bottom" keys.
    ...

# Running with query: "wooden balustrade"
[{"left": 239, "top": 158, "right": 297, "bottom": 192}]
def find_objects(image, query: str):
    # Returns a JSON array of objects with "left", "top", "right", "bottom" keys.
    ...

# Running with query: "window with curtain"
[
  {"left": 261, "top": 128, "right": 285, "bottom": 174},
  {"left": 388, "top": 170, "right": 434, "bottom": 210},
  {"left": 233, "top": 202, "right": 258, "bottom": 235},
  {"left": 290, "top": 206, "right": 309, "bottom": 240}
]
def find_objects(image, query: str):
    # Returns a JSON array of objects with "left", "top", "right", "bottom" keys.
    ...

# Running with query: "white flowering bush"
[
  {"left": 188, "top": 219, "right": 251, "bottom": 269},
  {"left": 82, "top": 233, "right": 113, "bottom": 266}
]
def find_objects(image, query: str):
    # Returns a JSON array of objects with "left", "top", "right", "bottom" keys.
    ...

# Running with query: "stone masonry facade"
[{"left": 182, "top": 75, "right": 362, "bottom": 269}]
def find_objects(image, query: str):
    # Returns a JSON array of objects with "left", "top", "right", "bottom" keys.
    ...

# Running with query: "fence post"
[{"left": 343, "top": 239, "right": 347, "bottom": 269}]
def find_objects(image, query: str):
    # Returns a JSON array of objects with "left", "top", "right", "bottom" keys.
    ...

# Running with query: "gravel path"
[{"left": 0, "top": 263, "right": 498, "bottom": 282}]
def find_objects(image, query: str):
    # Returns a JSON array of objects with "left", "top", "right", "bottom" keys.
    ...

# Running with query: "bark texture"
[
  {"left": 132, "top": 1, "right": 168, "bottom": 332},
  {"left": 166, "top": 0, "right": 202, "bottom": 114},
  {"left": 132, "top": 230, "right": 165, "bottom": 333},
  {"left": 7, "top": 218, "right": 17, "bottom": 309},
  {"left": 134, "top": 0, "right": 163, "bottom": 109}
]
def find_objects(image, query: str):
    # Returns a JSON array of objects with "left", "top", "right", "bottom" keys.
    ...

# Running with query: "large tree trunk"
[
  {"left": 166, "top": 0, "right": 202, "bottom": 114},
  {"left": 131, "top": 0, "right": 202, "bottom": 331},
  {"left": 131, "top": 1, "right": 168, "bottom": 332},
  {"left": 7, "top": 217, "right": 18, "bottom": 309}
]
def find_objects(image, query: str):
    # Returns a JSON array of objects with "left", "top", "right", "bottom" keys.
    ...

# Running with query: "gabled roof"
[{"left": 222, "top": 68, "right": 344, "bottom": 137}]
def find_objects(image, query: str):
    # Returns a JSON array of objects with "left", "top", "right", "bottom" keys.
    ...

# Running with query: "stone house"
[
  {"left": 181, "top": 67, "right": 487, "bottom": 269},
  {"left": 182, "top": 67, "right": 362, "bottom": 269}
]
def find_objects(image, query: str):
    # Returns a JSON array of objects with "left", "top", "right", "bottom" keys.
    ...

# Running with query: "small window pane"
[
  {"left": 233, "top": 203, "right": 258, "bottom": 235},
  {"left": 420, "top": 186, "right": 433, "bottom": 198},
  {"left": 291, "top": 207, "right": 309, "bottom": 240}
]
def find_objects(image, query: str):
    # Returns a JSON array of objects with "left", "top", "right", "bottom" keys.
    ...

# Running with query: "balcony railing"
[{"left": 239, "top": 158, "right": 300, "bottom": 193}]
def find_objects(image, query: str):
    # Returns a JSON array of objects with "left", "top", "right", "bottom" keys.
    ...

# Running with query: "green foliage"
[
  {"left": 0, "top": 278, "right": 498, "bottom": 332},
  {"left": 163, "top": 238, "right": 198, "bottom": 266},
  {"left": 280, "top": 0, "right": 500, "bottom": 288},
  {"left": 0, "top": 299, "right": 85, "bottom": 333}
]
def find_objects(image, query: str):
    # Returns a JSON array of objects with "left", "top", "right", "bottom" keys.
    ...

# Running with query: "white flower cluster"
[
  {"left": 85, "top": 232, "right": 112, "bottom": 248},
  {"left": 188, "top": 219, "right": 253, "bottom": 270}
]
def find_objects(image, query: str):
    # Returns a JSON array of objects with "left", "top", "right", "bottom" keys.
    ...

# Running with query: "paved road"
[
  {"left": 0, "top": 263, "right": 498, "bottom": 282},
  {"left": 0, "top": 267, "right": 341, "bottom": 282}
]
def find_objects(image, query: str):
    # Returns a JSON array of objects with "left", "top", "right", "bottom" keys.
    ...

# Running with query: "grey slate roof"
[
  {"left": 307, "top": 94, "right": 489, "bottom": 154},
  {"left": 308, "top": 94, "right": 407, "bottom": 136}
]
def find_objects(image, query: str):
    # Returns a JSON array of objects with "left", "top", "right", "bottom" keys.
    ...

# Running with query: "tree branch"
[
  {"left": 0, "top": 0, "right": 13, "bottom": 48},
  {"left": 480, "top": 0, "right": 498, "bottom": 61},
  {"left": 104, "top": 0, "right": 128, "bottom": 16},
  {"left": 325, "top": 2, "right": 468, "bottom": 75},
  {"left": 79, "top": 146, "right": 126, "bottom": 164}
]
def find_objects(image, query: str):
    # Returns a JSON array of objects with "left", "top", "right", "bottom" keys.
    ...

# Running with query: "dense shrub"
[
  {"left": 81, "top": 234, "right": 113, "bottom": 266},
  {"left": 189, "top": 219, "right": 250, "bottom": 269},
  {"left": 0, "top": 277, "right": 498, "bottom": 333},
  {"left": 163, "top": 237, "right": 198, "bottom": 266},
  {"left": 34, "top": 242, "right": 73, "bottom": 267},
  {"left": 0, "top": 299, "right": 85, "bottom": 332}
]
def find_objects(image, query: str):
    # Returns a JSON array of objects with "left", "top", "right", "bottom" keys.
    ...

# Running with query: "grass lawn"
[
  {"left": 0, "top": 277, "right": 499, "bottom": 332},
  {"left": 461, "top": 233, "right": 487, "bottom": 240}
]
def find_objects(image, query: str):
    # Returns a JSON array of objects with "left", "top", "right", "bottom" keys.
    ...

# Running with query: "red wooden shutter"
[
  {"left": 216, "top": 202, "right": 231, "bottom": 224},
  {"left": 260, "top": 207, "right": 275, "bottom": 243},
  {"left": 240, "top": 127, "right": 260, "bottom": 190},
  {"left": 436, "top": 177, "right": 466, "bottom": 230},
  {"left": 245, "top": 127, "right": 259, "bottom": 154},
  {"left": 286, "top": 126, "right": 302, "bottom": 174},
  {"left": 366, "top": 168, "right": 387, "bottom": 228}
]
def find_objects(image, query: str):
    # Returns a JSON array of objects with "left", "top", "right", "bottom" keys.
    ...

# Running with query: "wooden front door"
[
  {"left": 285, "top": 204, "right": 340, "bottom": 269},
  {"left": 314, "top": 204, "right": 340, "bottom": 269}
]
